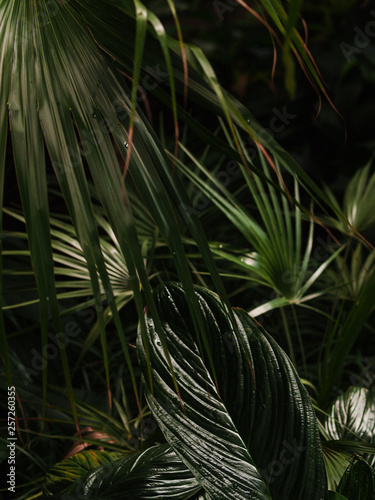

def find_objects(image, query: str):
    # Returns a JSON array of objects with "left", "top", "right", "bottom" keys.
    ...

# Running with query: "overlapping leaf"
[
  {"left": 43, "top": 449, "right": 123, "bottom": 496},
  {"left": 325, "top": 387, "right": 375, "bottom": 467},
  {"left": 74, "top": 0, "right": 347, "bottom": 224},
  {"left": 137, "top": 282, "right": 328, "bottom": 499},
  {"left": 175, "top": 141, "right": 342, "bottom": 310},
  {"left": 0, "top": 0, "right": 232, "bottom": 410},
  {"left": 46, "top": 444, "right": 203, "bottom": 499},
  {"left": 325, "top": 160, "right": 375, "bottom": 236},
  {"left": 337, "top": 455, "right": 375, "bottom": 500}
]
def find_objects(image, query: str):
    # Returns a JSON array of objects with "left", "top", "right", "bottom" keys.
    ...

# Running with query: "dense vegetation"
[{"left": 1, "top": 0, "right": 375, "bottom": 498}]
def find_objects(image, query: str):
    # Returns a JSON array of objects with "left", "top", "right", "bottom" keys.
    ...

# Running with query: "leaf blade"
[{"left": 137, "top": 282, "right": 328, "bottom": 500}]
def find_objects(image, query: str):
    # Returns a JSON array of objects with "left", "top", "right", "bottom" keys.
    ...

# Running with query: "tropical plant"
[
  {"left": 29, "top": 284, "right": 374, "bottom": 499},
  {"left": 1, "top": 0, "right": 375, "bottom": 499}
]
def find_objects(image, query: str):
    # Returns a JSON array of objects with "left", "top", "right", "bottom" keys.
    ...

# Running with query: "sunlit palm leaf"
[
  {"left": 1, "top": 0, "right": 234, "bottom": 412},
  {"left": 75, "top": 0, "right": 348, "bottom": 224},
  {"left": 174, "top": 142, "right": 342, "bottom": 309},
  {"left": 4, "top": 209, "right": 133, "bottom": 301},
  {"left": 46, "top": 444, "right": 203, "bottom": 499},
  {"left": 325, "top": 160, "right": 375, "bottom": 238},
  {"left": 322, "top": 443, "right": 352, "bottom": 491},
  {"left": 326, "top": 242, "right": 375, "bottom": 301}
]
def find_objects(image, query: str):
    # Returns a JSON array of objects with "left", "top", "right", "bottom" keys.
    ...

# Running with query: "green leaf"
[
  {"left": 75, "top": 0, "right": 347, "bottom": 226},
  {"left": 43, "top": 449, "right": 123, "bottom": 495},
  {"left": 322, "top": 442, "right": 353, "bottom": 491},
  {"left": 318, "top": 269, "right": 375, "bottom": 409},
  {"left": 137, "top": 282, "right": 328, "bottom": 500},
  {"left": 51, "top": 444, "right": 203, "bottom": 499},
  {"left": 0, "top": 0, "right": 12, "bottom": 383},
  {"left": 175, "top": 142, "right": 342, "bottom": 306},
  {"left": 2, "top": 0, "right": 234, "bottom": 411},
  {"left": 326, "top": 159, "right": 375, "bottom": 236},
  {"left": 337, "top": 455, "right": 375, "bottom": 500},
  {"left": 328, "top": 492, "right": 349, "bottom": 500},
  {"left": 324, "top": 387, "right": 375, "bottom": 467}
]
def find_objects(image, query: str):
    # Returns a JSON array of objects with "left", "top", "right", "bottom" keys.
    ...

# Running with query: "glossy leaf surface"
[
  {"left": 137, "top": 282, "right": 328, "bottom": 500},
  {"left": 337, "top": 455, "right": 375, "bottom": 500},
  {"left": 49, "top": 444, "right": 203, "bottom": 499},
  {"left": 43, "top": 450, "right": 123, "bottom": 495},
  {"left": 325, "top": 387, "right": 375, "bottom": 467}
]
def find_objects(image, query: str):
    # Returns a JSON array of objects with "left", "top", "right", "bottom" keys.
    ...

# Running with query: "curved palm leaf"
[
  {"left": 1, "top": 0, "right": 351, "bottom": 403},
  {"left": 46, "top": 443, "right": 203, "bottom": 499},
  {"left": 174, "top": 142, "right": 343, "bottom": 309},
  {"left": 326, "top": 242, "right": 375, "bottom": 301},
  {"left": 325, "top": 160, "right": 375, "bottom": 237},
  {"left": 74, "top": 0, "right": 348, "bottom": 223},
  {"left": 43, "top": 449, "right": 123, "bottom": 496},
  {"left": 3, "top": 209, "right": 133, "bottom": 304},
  {"left": 337, "top": 455, "right": 375, "bottom": 500},
  {"left": 1, "top": 0, "right": 233, "bottom": 410},
  {"left": 322, "top": 443, "right": 353, "bottom": 492}
]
